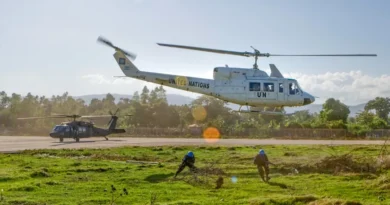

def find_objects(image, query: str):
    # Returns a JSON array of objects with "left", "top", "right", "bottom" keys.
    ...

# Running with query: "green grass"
[{"left": 0, "top": 144, "right": 389, "bottom": 205}]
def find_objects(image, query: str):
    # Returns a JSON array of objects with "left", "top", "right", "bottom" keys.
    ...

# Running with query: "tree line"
[{"left": 1, "top": 86, "right": 390, "bottom": 136}]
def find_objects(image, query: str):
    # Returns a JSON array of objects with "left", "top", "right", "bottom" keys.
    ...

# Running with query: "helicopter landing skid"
[
  {"left": 238, "top": 105, "right": 251, "bottom": 112},
  {"left": 235, "top": 110, "right": 285, "bottom": 115},
  {"left": 236, "top": 105, "right": 285, "bottom": 115}
]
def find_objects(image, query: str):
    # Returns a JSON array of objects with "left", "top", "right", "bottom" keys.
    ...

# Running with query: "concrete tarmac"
[{"left": 0, "top": 136, "right": 387, "bottom": 153}]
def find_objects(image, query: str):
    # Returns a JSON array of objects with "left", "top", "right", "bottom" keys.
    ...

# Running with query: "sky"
[{"left": 0, "top": 0, "right": 389, "bottom": 105}]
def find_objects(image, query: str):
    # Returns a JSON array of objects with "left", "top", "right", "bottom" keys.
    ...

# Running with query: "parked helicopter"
[
  {"left": 97, "top": 36, "right": 376, "bottom": 115},
  {"left": 17, "top": 109, "right": 131, "bottom": 142}
]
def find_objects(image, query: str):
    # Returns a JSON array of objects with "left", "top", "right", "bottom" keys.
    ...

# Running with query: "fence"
[
  {"left": 1, "top": 127, "right": 390, "bottom": 139},
  {"left": 122, "top": 127, "right": 390, "bottom": 139}
]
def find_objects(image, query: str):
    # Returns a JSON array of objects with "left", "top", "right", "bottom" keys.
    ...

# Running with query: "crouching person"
[
  {"left": 254, "top": 149, "right": 273, "bottom": 182},
  {"left": 174, "top": 151, "right": 197, "bottom": 178}
]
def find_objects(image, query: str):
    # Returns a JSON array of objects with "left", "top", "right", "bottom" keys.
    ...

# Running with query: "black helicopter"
[{"left": 17, "top": 109, "right": 131, "bottom": 142}]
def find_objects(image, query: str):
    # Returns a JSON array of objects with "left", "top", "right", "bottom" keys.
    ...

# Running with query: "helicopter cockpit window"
[
  {"left": 52, "top": 125, "right": 65, "bottom": 132},
  {"left": 249, "top": 82, "right": 261, "bottom": 91},
  {"left": 264, "top": 83, "right": 274, "bottom": 92},
  {"left": 289, "top": 81, "right": 301, "bottom": 95}
]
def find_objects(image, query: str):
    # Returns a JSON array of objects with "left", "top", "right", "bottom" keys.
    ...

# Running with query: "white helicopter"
[{"left": 97, "top": 36, "right": 377, "bottom": 115}]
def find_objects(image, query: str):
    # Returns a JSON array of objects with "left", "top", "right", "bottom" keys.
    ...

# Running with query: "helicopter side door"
[
  {"left": 247, "top": 81, "right": 261, "bottom": 103},
  {"left": 262, "top": 81, "right": 277, "bottom": 101},
  {"left": 65, "top": 126, "right": 70, "bottom": 137},
  {"left": 277, "top": 80, "right": 285, "bottom": 104},
  {"left": 77, "top": 126, "right": 87, "bottom": 137},
  {"left": 88, "top": 126, "right": 93, "bottom": 136},
  {"left": 286, "top": 80, "right": 302, "bottom": 105},
  {"left": 247, "top": 80, "right": 277, "bottom": 104}
]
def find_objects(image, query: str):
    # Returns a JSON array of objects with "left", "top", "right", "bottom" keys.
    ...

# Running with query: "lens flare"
[
  {"left": 191, "top": 106, "right": 207, "bottom": 121},
  {"left": 202, "top": 127, "right": 220, "bottom": 143},
  {"left": 231, "top": 176, "right": 238, "bottom": 183}
]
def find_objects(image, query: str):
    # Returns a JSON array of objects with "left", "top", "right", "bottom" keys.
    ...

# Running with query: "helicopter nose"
[
  {"left": 303, "top": 92, "right": 315, "bottom": 105},
  {"left": 49, "top": 132, "right": 56, "bottom": 138}
]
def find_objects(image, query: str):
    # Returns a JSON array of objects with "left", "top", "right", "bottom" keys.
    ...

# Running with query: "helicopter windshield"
[
  {"left": 52, "top": 125, "right": 68, "bottom": 133},
  {"left": 288, "top": 80, "right": 301, "bottom": 95}
]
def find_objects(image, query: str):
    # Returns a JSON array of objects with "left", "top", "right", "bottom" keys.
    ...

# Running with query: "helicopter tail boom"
[
  {"left": 110, "top": 128, "right": 125, "bottom": 134},
  {"left": 98, "top": 36, "right": 216, "bottom": 96},
  {"left": 112, "top": 50, "right": 215, "bottom": 96}
]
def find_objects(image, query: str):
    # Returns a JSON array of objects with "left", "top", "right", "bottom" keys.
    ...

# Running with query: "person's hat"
[
  {"left": 259, "top": 149, "right": 265, "bottom": 155},
  {"left": 187, "top": 151, "right": 194, "bottom": 157}
]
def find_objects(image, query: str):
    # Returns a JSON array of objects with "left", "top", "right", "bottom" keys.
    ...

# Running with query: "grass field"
[{"left": 0, "top": 144, "right": 389, "bottom": 205}]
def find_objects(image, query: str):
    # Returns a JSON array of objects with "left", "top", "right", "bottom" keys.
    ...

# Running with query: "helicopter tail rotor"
[
  {"left": 105, "top": 108, "right": 133, "bottom": 128},
  {"left": 97, "top": 36, "right": 137, "bottom": 61}
]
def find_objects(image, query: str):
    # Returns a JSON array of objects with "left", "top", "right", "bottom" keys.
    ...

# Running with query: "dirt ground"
[{"left": 0, "top": 136, "right": 386, "bottom": 153}]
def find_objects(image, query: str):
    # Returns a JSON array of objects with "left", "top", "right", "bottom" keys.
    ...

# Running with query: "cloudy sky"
[{"left": 0, "top": 0, "right": 389, "bottom": 105}]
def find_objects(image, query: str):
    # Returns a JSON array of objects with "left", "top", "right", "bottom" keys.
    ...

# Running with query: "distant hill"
[{"left": 74, "top": 93, "right": 366, "bottom": 117}]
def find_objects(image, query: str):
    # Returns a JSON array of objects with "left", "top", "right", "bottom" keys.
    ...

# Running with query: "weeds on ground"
[
  {"left": 106, "top": 185, "right": 128, "bottom": 205},
  {"left": 1, "top": 144, "right": 390, "bottom": 204}
]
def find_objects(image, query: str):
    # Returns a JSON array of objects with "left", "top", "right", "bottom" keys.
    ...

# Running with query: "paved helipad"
[{"left": 0, "top": 136, "right": 386, "bottom": 153}]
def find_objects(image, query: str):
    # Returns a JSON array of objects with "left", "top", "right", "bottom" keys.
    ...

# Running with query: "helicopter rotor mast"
[{"left": 156, "top": 43, "right": 377, "bottom": 70}]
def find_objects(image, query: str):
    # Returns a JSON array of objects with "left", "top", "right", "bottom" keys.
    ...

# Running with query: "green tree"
[
  {"left": 141, "top": 86, "right": 150, "bottom": 104},
  {"left": 173, "top": 105, "right": 193, "bottom": 128},
  {"left": 149, "top": 89, "right": 158, "bottom": 104},
  {"left": 320, "top": 98, "right": 350, "bottom": 123},
  {"left": 284, "top": 110, "right": 314, "bottom": 128},
  {"left": 191, "top": 95, "right": 234, "bottom": 124},
  {"left": 0, "top": 91, "right": 10, "bottom": 110},
  {"left": 102, "top": 93, "right": 116, "bottom": 113},
  {"left": 132, "top": 91, "right": 140, "bottom": 102},
  {"left": 356, "top": 110, "right": 387, "bottom": 129},
  {"left": 89, "top": 98, "right": 103, "bottom": 113},
  {"left": 156, "top": 85, "right": 167, "bottom": 104},
  {"left": 364, "top": 97, "right": 390, "bottom": 121}
]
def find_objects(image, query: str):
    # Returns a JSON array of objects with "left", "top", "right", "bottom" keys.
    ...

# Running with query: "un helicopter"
[
  {"left": 17, "top": 109, "right": 132, "bottom": 142},
  {"left": 97, "top": 36, "right": 376, "bottom": 115}
]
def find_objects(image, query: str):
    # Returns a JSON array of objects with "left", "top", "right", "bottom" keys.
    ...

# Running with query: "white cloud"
[
  {"left": 290, "top": 71, "right": 390, "bottom": 105},
  {"left": 82, "top": 74, "right": 112, "bottom": 84}
]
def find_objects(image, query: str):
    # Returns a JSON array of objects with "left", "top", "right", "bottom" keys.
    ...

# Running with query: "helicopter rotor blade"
[
  {"left": 80, "top": 114, "right": 132, "bottom": 118},
  {"left": 17, "top": 113, "right": 132, "bottom": 121},
  {"left": 17, "top": 116, "right": 65, "bottom": 120},
  {"left": 269, "top": 54, "right": 377, "bottom": 57},
  {"left": 97, "top": 36, "right": 137, "bottom": 60},
  {"left": 80, "top": 115, "right": 113, "bottom": 118},
  {"left": 157, "top": 43, "right": 377, "bottom": 58},
  {"left": 157, "top": 43, "right": 255, "bottom": 57},
  {"left": 17, "top": 114, "right": 81, "bottom": 120}
]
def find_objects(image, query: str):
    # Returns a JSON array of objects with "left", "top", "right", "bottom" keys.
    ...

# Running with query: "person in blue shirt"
[
  {"left": 174, "top": 151, "right": 197, "bottom": 178},
  {"left": 254, "top": 149, "right": 273, "bottom": 182}
]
